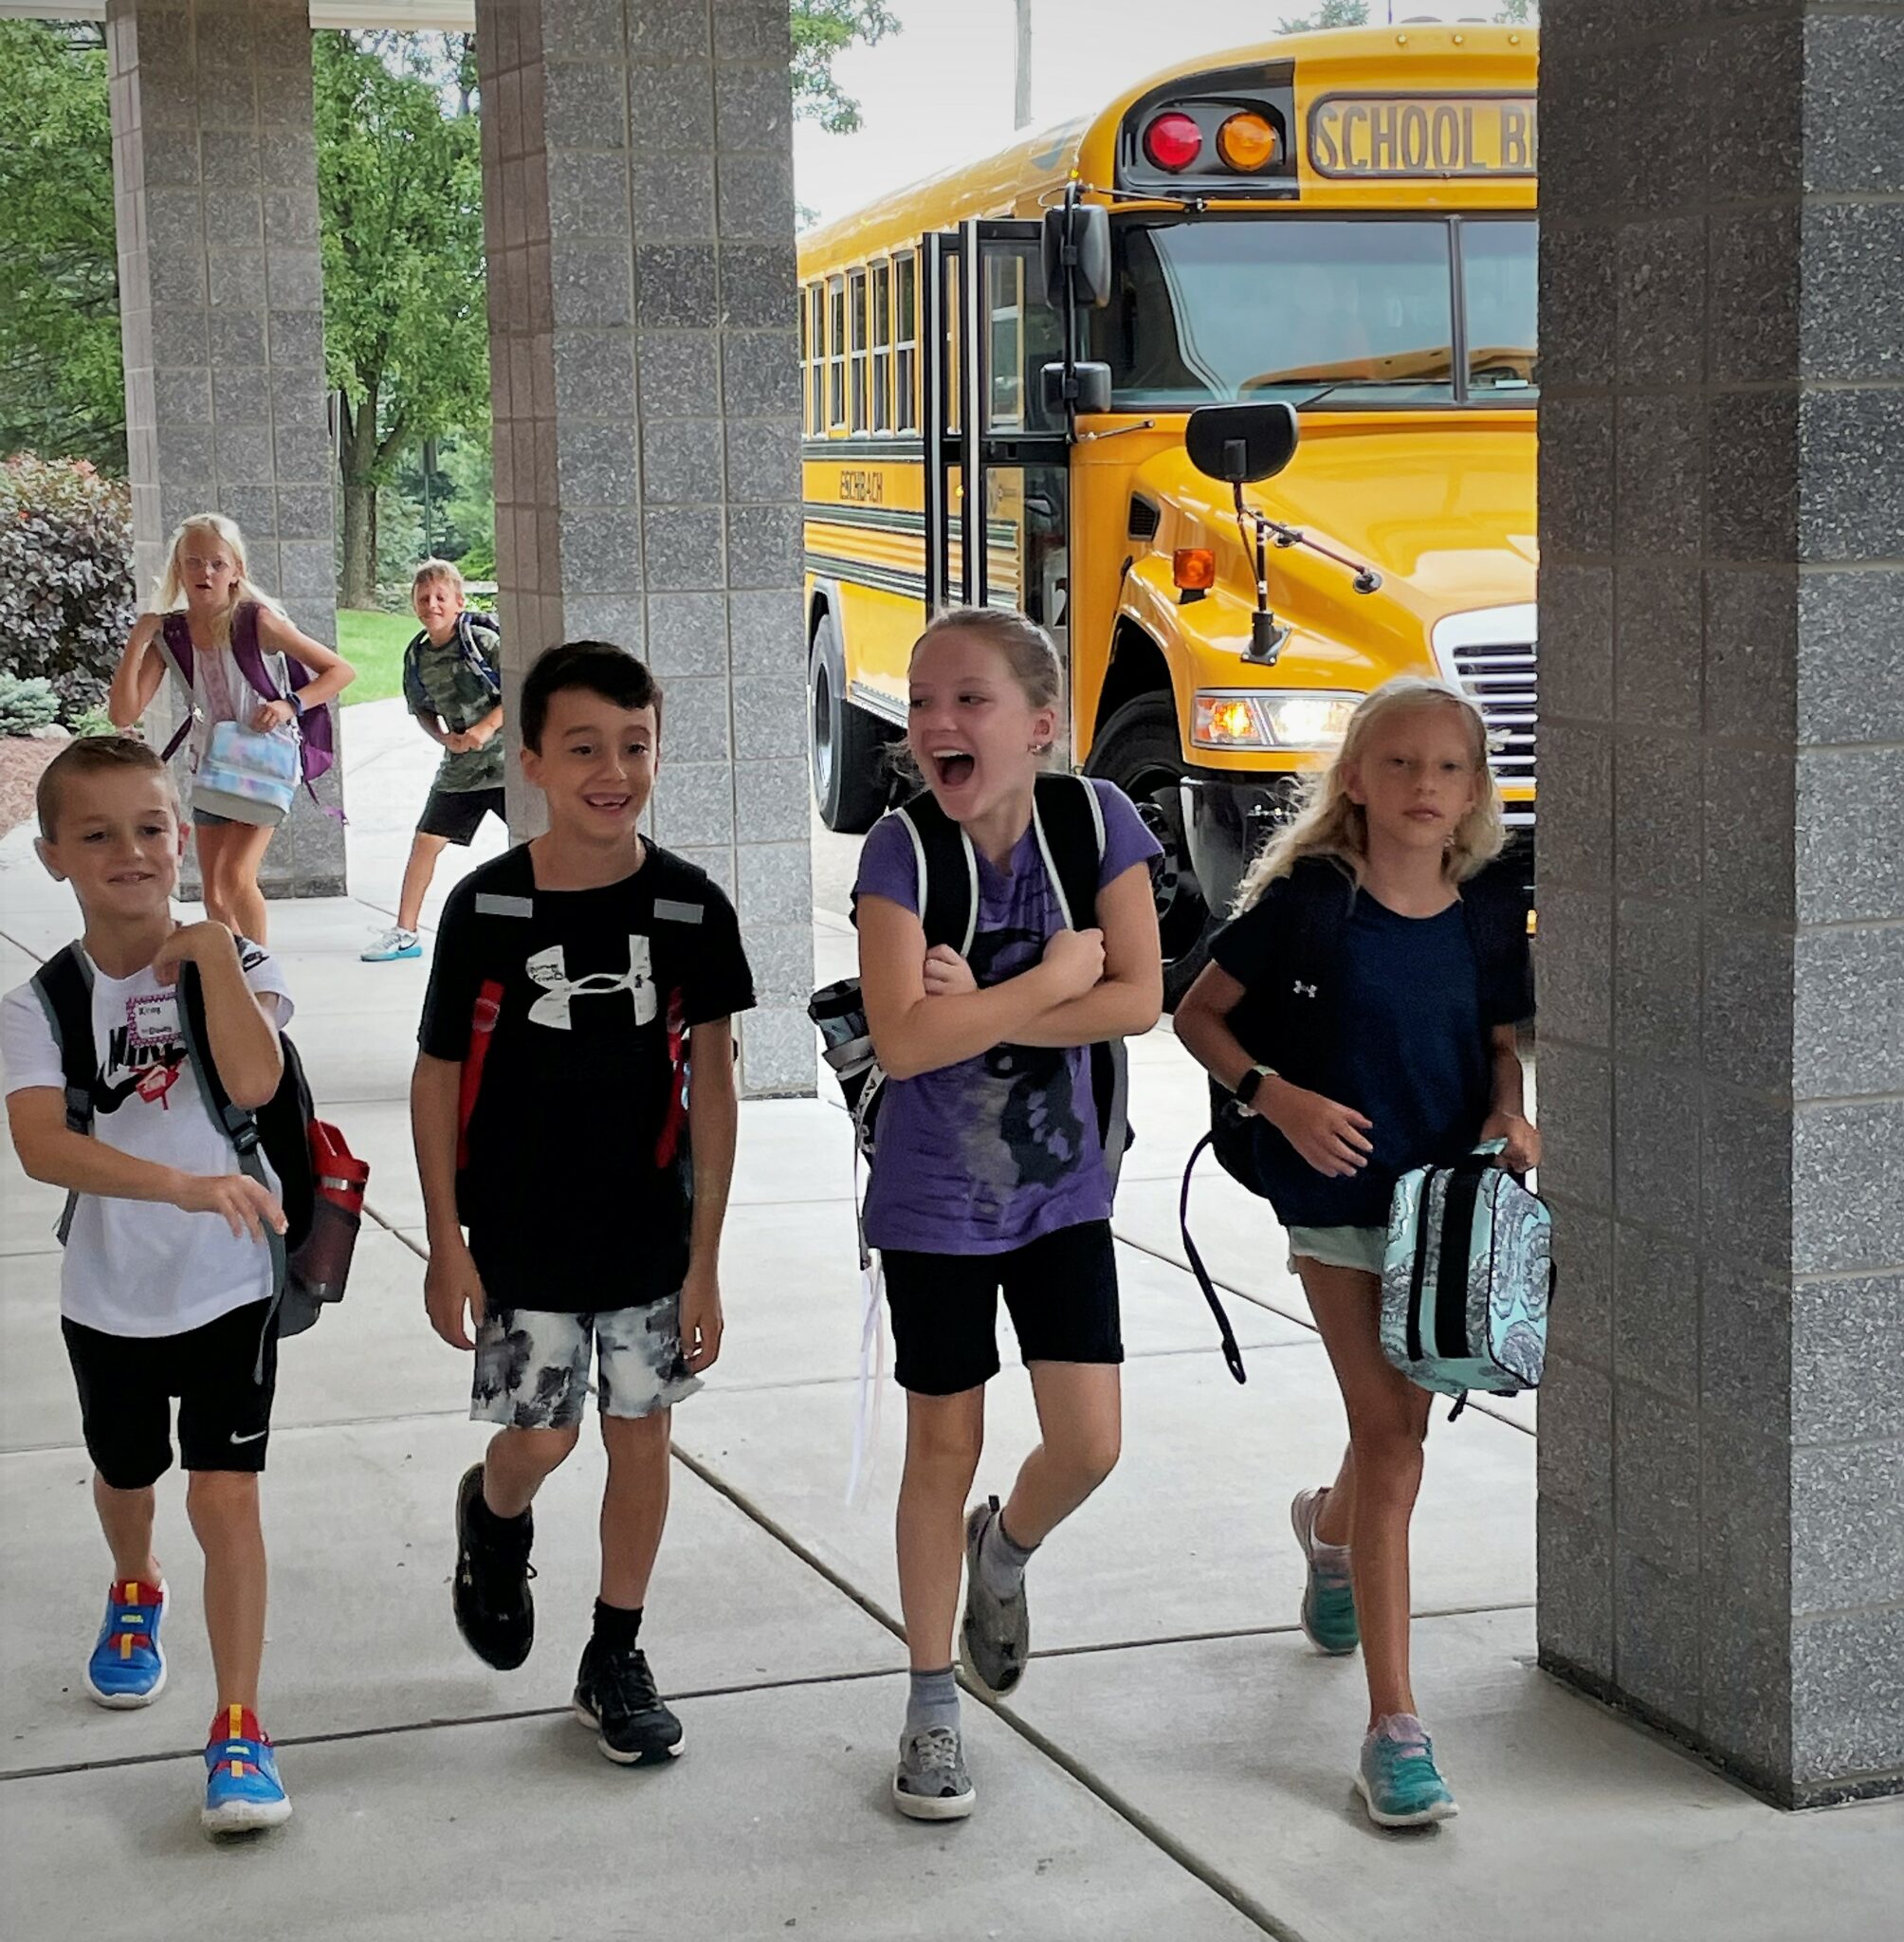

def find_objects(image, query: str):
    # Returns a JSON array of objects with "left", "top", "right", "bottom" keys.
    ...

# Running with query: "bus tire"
[
  {"left": 1084, "top": 692, "right": 1218, "bottom": 1012},
  {"left": 809, "top": 610, "right": 889, "bottom": 834}
]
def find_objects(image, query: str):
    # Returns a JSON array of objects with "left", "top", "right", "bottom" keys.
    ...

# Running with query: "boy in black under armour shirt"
[{"left": 412, "top": 640, "right": 755, "bottom": 1764}]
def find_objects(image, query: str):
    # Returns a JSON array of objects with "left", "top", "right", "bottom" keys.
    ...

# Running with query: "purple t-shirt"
[{"left": 853, "top": 778, "right": 1162, "bottom": 1255}]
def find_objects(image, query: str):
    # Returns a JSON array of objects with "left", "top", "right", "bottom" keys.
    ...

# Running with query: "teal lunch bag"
[{"left": 1380, "top": 1141, "right": 1553, "bottom": 1416}]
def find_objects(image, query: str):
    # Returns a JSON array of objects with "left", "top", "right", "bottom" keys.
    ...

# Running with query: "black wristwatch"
[{"left": 1234, "top": 1064, "right": 1276, "bottom": 1113}]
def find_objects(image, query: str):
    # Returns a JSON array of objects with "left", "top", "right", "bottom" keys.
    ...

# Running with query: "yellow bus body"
[{"left": 798, "top": 23, "right": 1539, "bottom": 982}]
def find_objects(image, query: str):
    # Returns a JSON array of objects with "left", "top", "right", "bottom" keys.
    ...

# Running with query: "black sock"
[
  {"left": 592, "top": 1599, "right": 642, "bottom": 1652},
  {"left": 472, "top": 1486, "right": 529, "bottom": 1540}
]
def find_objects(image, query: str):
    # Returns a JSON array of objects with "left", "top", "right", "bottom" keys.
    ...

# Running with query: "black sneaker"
[
  {"left": 573, "top": 1637, "right": 685, "bottom": 1766},
  {"left": 451, "top": 1463, "right": 536, "bottom": 1671}
]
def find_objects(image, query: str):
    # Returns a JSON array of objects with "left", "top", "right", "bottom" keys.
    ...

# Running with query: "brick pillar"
[
  {"left": 107, "top": 0, "right": 345, "bottom": 896},
  {"left": 474, "top": 0, "right": 812, "bottom": 1097},
  {"left": 1535, "top": 0, "right": 1904, "bottom": 1807}
]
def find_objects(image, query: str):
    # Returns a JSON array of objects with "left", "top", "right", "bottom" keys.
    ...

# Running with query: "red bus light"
[{"left": 1144, "top": 113, "right": 1202, "bottom": 173}]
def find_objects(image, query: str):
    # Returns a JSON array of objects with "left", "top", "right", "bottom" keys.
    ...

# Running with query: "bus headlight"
[{"left": 1192, "top": 690, "right": 1360, "bottom": 750}]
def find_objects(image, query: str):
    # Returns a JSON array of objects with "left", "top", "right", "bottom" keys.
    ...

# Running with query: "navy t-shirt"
[{"left": 1223, "top": 890, "right": 1492, "bottom": 1229}]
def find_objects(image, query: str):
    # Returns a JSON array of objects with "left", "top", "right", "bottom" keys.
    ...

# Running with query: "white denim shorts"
[{"left": 1285, "top": 1224, "right": 1387, "bottom": 1278}]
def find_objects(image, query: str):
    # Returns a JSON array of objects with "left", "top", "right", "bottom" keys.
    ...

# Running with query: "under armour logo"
[
  {"left": 1293, "top": 980, "right": 1318, "bottom": 998},
  {"left": 526, "top": 937, "right": 656, "bottom": 1030}
]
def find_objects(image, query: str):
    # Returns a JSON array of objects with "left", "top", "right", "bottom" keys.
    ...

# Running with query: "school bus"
[{"left": 798, "top": 23, "right": 1538, "bottom": 998}]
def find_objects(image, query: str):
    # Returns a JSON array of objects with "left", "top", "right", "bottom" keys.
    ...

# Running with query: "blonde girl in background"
[
  {"left": 109, "top": 514, "right": 354, "bottom": 945},
  {"left": 1175, "top": 676, "right": 1537, "bottom": 1828}
]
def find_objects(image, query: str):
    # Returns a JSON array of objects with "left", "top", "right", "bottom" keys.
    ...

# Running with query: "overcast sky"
[{"left": 791, "top": 1, "right": 1540, "bottom": 229}]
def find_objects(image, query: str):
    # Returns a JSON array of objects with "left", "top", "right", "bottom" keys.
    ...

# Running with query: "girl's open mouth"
[{"left": 931, "top": 750, "right": 975, "bottom": 788}]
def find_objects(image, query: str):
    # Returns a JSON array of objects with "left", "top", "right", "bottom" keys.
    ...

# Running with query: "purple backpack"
[{"left": 156, "top": 599, "right": 336, "bottom": 804}]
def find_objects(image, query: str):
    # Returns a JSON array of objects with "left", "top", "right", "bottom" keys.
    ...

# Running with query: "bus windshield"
[{"left": 1089, "top": 215, "right": 1537, "bottom": 410}]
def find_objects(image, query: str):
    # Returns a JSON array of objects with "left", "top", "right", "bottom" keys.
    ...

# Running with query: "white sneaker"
[{"left": 360, "top": 927, "right": 422, "bottom": 962}]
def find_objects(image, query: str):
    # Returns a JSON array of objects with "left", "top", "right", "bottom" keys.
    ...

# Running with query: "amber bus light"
[
  {"left": 1217, "top": 112, "right": 1280, "bottom": 172},
  {"left": 1173, "top": 547, "right": 1216, "bottom": 589}
]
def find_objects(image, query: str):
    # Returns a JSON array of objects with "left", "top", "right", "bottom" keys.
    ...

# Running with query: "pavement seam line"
[
  {"left": 0, "top": 1663, "right": 912, "bottom": 1785},
  {"left": 668, "top": 1441, "right": 1310, "bottom": 1942}
]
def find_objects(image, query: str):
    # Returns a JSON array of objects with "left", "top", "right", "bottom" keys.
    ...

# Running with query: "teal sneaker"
[
  {"left": 202, "top": 1705, "right": 292, "bottom": 1835},
  {"left": 360, "top": 926, "right": 422, "bottom": 962},
  {"left": 82, "top": 1577, "right": 168, "bottom": 1708},
  {"left": 1356, "top": 1713, "right": 1458, "bottom": 1827},
  {"left": 1291, "top": 1488, "right": 1358, "bottom": 1656}
]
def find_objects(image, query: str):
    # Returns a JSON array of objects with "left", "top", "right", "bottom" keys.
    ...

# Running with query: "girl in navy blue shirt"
[{"left": 1177, "top": 676, "right": 1536, "bottom": 1828}]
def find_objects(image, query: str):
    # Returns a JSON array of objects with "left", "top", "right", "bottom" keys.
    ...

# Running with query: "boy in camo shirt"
[{"left": 361, "top": 559, "right": 506, "bottom": 962}]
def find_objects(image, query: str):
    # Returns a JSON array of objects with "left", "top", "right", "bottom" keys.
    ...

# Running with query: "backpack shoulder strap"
[
  {"left": 1032, "top": 772, "right": 1105, "bottom": 930},
  {"left": 30, "top": 945, "right": 100, "bottom": 1245},
  {"left": 152, "top": 616, "right": 199, "bottom": 761},
  {"left": 177, "top": 963, "right": 286, "bottom": 1296},
  {"left": 895, "top": 790, "right": 977, "bottom": 955},
  {"left": 29, "top": 944, "right": 98, "bottom": 1135},
  {"left": 229, "top": 600, "right": 283, "bottom": 705},
  {"left": 460, "top": 613, "right": 504, "bottom": 696}
]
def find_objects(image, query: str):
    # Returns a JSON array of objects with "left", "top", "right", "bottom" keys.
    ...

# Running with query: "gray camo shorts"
[{"left": 470, "top": 1299, "right": 703, "bottom": 1429}]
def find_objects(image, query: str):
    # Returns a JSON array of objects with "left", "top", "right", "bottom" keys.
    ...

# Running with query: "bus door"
[{"left": 925, "top": 221, "right": 1071, "bottom": 710}]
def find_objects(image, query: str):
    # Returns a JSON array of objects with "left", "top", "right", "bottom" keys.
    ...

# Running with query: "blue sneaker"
[
  {"left": 1356, "top": 1713, "right": 1458, "bottom": 1827},
  {"left": 1291, "top": 1489, "right": 1358, "bottom": 1656},
  {"left": 82, "top": 1578, "right": 167, "bottom": 1709},
  {"left": 202, "top": 1705, "right": 292, "bottom": 1835},
  {"left": 361, "top": 926, "right": 422, "bottom": 962}
]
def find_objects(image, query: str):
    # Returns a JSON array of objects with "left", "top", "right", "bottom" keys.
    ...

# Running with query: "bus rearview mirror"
[
  {"left": 1185, "top": 402, "right": 1300, "bottom": 484},
  {"left": 1042, "top": 361, "right": 1112, "bottom": 416},
  {"left": 1041, "top": 203, "right": 1111, "bottom": 310}
]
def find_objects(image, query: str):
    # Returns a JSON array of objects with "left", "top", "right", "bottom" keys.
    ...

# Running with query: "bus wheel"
[
  {"left": 809, "top": 610, "right": 888, "bottom": 833},
  {"left": 1085, "top": 693, "right": 1217, "bottom": 1011}
]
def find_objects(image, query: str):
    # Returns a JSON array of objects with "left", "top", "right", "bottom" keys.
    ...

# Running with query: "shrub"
[
  {"left": 0, "top": 455, "right": 137, "bottom": 722},
  {"left": 0, "top": 672, "right": 60, "bottom": 735}
]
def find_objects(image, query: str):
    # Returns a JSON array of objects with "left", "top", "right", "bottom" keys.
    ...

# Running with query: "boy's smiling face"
[
  {"left": 37, "top": 768, "right": 186, "bottom": 921},
  {"left": 520, "top": 687, "right": 659, "bottom": 845},
  {"left": 412, "top": 576, "right": 465, "bottom": 644}
]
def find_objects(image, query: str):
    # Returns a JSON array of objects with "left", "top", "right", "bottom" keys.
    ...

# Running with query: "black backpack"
[
  {"left": 809, "top": 773, "right": 1132, "bottom": 1257},
  {"left": 29, "top": 944, "right": 365, "bottom": 1341}
]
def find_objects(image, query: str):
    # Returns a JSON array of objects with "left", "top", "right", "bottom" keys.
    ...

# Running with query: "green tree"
[
  {"left": 317, "top": 30, "right": 487, "bottom": 610},
  {"left": 1276, "top": 0, "right": 1368, "bottom": 29},
  {"left": 0, "top": 23, "right": 124, "bottom": 473},
  {"left": 790, "top": 0, "right": 900, "bottom": 134}
]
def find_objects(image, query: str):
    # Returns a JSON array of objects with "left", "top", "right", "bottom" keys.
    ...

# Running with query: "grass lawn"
[{"left": 335, "top": 609, "right": 416, "bottom": 705}]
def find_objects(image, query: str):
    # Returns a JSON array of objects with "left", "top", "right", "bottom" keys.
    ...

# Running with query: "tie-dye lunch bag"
[{"left": 1380, "top": 1141, "right": 1553, "bottom": 1417}]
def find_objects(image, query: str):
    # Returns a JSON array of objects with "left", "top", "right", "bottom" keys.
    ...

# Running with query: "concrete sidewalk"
[{"left": 1, "top": 704, "right": 1898, "bottom": 1941}]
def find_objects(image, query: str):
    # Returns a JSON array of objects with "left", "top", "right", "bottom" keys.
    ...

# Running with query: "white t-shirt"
[{"left": 0, "top": 943, "right": 295, "bottom": 1338}]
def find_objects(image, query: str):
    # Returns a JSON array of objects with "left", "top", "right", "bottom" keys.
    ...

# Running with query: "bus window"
[
  {"left": 986, "top": 249, "right": 1024, "bottom": 430},
  {"left": 872, "top": 260, "right": 892, "bottom": 433},
  {"left": 945, "top": 252, "right": 961, "bottom": 436},
  {"left": 806, "top": 285, "right": 824, "bottom": 434},
  {"left": 1089, "top": 217, "right": 1485, "bottom": 408},
  {"left": 849, "top": 269, "right": 870, "bottom": 433},
  {"left": 827, "top": 276, "right": 846, "bottom": 431},
  {"left": 894, "top": 250, "right": 918, "bottom": 432},
  {"left": 1460, "top": 218, "right": 1538, "bottom": 393}
]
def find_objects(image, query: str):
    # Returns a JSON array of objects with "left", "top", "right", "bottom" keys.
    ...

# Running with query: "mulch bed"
[{"left": 0, "top": 738, "right": 62, "bottom": 839}]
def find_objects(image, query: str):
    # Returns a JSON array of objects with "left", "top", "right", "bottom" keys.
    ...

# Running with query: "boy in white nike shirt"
[{"left": 1, "top": 735, "right": 297, "bottom": 1835}]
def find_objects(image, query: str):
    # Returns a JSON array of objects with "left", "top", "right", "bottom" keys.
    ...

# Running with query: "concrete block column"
[
  {"left": 106, "top": 0, "right": 345, "bottom": 896},
  {"left": 474, "top": 0, "right": 812, "bottom": 1097},
  {"left": 1535, "top": 0, "right": 1904, "bottom": 1806}
]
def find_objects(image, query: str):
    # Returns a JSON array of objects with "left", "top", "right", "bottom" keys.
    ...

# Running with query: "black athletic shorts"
[
  {"left": 880, "top": 1219, "right": 1123, "bottom": 1397},
  {"left": 62, "top": 1299, "right": 280, "bottom": 1491},
  {"left": 417, "top": 784, "right": 505, "bottom": 846}
]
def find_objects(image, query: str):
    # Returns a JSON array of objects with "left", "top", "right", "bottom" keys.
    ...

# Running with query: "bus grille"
[{"left": 1451, "top": 641, "right": 1536, "bottom": 796}]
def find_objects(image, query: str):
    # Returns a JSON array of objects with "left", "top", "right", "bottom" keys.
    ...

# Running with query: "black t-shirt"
[
  {"left": 418, "top": 841, "right": 756, "bottom": 1310},
  {"left": 1213, "top": 879, "right": 1521, "bottom": 1230}
]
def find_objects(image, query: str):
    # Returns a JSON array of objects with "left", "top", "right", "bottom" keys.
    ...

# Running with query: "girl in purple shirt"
[{"left": 854, "top": 609, "right": 1162, "bottom": 1821}]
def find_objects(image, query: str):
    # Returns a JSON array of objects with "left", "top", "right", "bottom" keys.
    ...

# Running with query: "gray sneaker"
[
  {"left": 892, "top": 1725, "right": 975, "bottom": 1821},
  {"left": 961, "top": 1496, "right": 1030, "bottom": 1696}
]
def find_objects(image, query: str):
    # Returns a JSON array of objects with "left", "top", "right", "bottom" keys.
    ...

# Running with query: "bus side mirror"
[
  {"left": 1041, "top": 202, "right": 1111, "bottom": 310},
  {"left": 1042, "top": 361, "right": 1112, "bottom": 415},
  {"left": 1185, "top": 402, "right": 1299, "bottom": 484}
]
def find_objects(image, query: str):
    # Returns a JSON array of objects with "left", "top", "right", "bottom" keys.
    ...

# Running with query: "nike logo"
[{"left": 229, "top": 1429, "right": 268, "bottom": 1445}]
